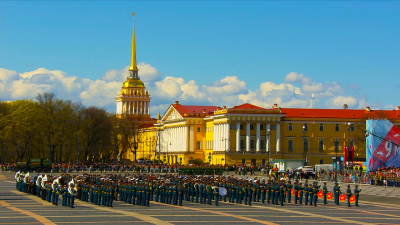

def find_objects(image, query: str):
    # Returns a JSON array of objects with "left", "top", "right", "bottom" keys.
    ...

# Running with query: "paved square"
[{"left": 1, "top": 172, "right": 400, "bottom": 225}]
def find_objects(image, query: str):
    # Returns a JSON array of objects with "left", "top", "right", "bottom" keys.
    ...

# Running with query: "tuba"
[
  {"left": 52, "top": 177, "right": 60, "bottom": 191},
  {"left": 15, "top": 171, "right": 20, "bottom": 180},
  {"left": 68, "top": 179, "right": 78, "bottom": 196},
  {"left": 37, "top": 174, "right": 42, "bottom": 186},
  {"left": 41, "top": 175, "right": 48, "bottom": 189},
  {"left": 24, "top": 172, "right": 30, "bottom": 183}
]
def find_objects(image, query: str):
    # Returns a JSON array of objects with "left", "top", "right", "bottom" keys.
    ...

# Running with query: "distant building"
[{"left": 117, "top": 15, "right": 400, "bottom": 165}]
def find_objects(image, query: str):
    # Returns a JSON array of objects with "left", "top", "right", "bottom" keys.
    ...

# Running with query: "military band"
[{"left": 14, "top": 171, "right": 361, "bottom": 209}]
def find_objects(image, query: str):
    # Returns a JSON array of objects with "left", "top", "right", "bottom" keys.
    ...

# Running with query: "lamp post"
[
  {"left": 347, "top": 122, "right": 352, "bottom": 167},
  {"left": 302, "top": 124, "right": 308, "bottom": 166},
  {"left": 266, "top": 128, "right": 271, "bottom": 171},
  {"left": 222, "top": 137, "right": 229, "bottom": 165}
]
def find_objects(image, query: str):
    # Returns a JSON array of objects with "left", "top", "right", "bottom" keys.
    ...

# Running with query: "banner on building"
[{"left": 366, "top": 120, "right": 400, "bottom": 171}]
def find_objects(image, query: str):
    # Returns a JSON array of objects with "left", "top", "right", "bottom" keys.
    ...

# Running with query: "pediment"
[{"left": 162, "top": 107, "right": 183, "bottom": 121}]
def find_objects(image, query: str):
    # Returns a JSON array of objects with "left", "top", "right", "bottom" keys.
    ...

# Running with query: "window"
[
  {"left": 319, "top": 124, "right": 324, "bottom": 131},
  {"left": 250, "top": 125, "right": 254, "bottom": 130},
  {"left": 319, "top": 139, "right": 324, "bottom": 150},
  {"left": 196, "top": 141, "right": 201, "bottom": 149},
  {"left": 334, "top": 139, "right": 339, "bottom": 151},
  {"left": 240, "top": 139, "right": 245, "bottom": 150},
  {"left": 304, "top": 140, "right": 309, "bottom": 150},
  {"left": 350, "top": 125, "right": 355, "bottom": 132},
  {"left": 335, "top": 124, "right": 340, "bottom": 132},
  {"left": 260, "top": 125, "right": 264, "bottom": 130},
  {"left": 260, "top": 140, "right": 265, "bottom": 150},
  {"left": 288, "top": 138, "right": 293, "bottom": 150},
  {"left": 270, "top": 125, "right": 277, "bottom": 130},
  {"left": 262, "top": 159, "right": 266, "bottom": 165},
  {"left": 303, "top": 124, "right": 308, "bottom": 131},
  {"left": 240, "top": 124, "right": 244, "bottom": 130},
  {"left": 197, "top": 127, "right": 201, "bottom": 132},
  {"left": 288, "top": 123, "right": 293, "bottom": 131},
  {"left": 250, "top": 140, "right": 255, "bottom": 149}
]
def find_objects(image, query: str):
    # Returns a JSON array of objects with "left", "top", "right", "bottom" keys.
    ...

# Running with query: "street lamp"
[
  {"left": 302, "top": 124, "right": 308, "bottom": 166},
  {"left": 347, "top": 122, "right": 352, "bottom": 167},
  {"left": 266, "top": 128, "right": 271, "bottom": 171}
]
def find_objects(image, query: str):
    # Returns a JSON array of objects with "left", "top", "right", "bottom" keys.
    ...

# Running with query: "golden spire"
[{"left": 129, "top": 12, "right": 139, "bottom": 79}]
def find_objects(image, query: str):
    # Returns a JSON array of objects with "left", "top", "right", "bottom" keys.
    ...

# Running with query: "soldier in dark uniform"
[
  {"left": 287, "top": 180, "right": 293, "bottom": 203},
  {"left": 248, "top": 184, "right": 253, "bottom": 206},
  {"left": 334, "top": 182, "right": 341, "bottom": 205},
  {"left": 261, "top": 182, "right": 266, "bottom": 203},
  {"left": 214, "top": 184, "right": 219, "bottom": 206},
  {"left": 299, "top": 182, "right": 303, "bottom": 204},
  {"left": 294, "top": 181, "right": 299, "bottom": 204},
  {"left": 313, "top": 185, "right": 318, "bottom": 206},
  {"left": 304, "top": 183, "right": 309, "bottom": 205},
  {"left": 323, "top": 182, "right": 328, "bottom": 204},
  {"left": 308, "top": 184, "right": 313, "bottom": 206},
  {"left": 354, "top": 184, "right": 361, "bottom": 207},
  {"left": 267, "top": 180, "right": 272, "bottom": 204},
  {"left": 280, "top": 183, "right": 285, "bottom": 206},
  {"left": 346, "top": 185, "right": 352, "bottom": 207}
]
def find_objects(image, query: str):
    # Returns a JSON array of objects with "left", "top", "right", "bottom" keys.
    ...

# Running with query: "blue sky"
[{"left": 1, "top": 1, "right": 399, "bottom": 115}]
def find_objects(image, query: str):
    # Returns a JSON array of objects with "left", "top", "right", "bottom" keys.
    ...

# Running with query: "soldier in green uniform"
[
  {"left": 145, "top": 183, "right": 151, "bottom": 207},
  {"left": 214, "top": 184, "right": 219, "bottom": 206},
  {"left": 261, "top": 182, "right": 266, "bottom": 203},
  {"left": 354, "top": 184, "right": 361, "bottom": 207},
  {"left": 178, "top": 184, "right": 184, "bottom": 206},
  {"left": 323, "top": 182, "right": 328, "bottom": 204},
  {"left": 308, "top": 183, "right": 313, "bottom": 206},
  {"left": 62, "top": 185, "right": 67, "bottom": 206},
  {"left": 334, "top": 182, "right": 341, "bottom": 205},
  {"left": 267, "top": 180, "right": 272, "bottom": 204},
  {"left": 346, "top": 185, "right": 352, "bottom": 207},
  {"left": 294, "top": 181, "right": 299, "bottom": 204},
  {"left": 248, "top": 184, "right": 253, "bottom": 206},
  {"left": 313, "top": 185, "right": 318, "bottom": 206},
  {"left": 299, "top": 182, "right": 303, "bottom": 204},
  {"left": 304, "top": 183, "right": 309, "bottom": 205},
  {"left": 287, "top": 180, "right": 293, "bottom": 203}
]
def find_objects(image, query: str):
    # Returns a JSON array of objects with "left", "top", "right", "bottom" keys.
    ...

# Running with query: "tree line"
[{"left": 0, "top": 92, "right": 141, "bottom": 163}]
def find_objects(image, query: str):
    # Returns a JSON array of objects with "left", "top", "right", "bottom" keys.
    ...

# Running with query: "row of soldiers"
[
  {"left": 15, "top": 172, "right": 361, "bottom": 209},
  {"left": 371, "top": 172, "right": 400, "bottom": 187}
]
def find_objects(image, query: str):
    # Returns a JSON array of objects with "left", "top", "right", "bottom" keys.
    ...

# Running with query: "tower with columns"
[{"left": 116, "top": 13, "right": 151, "bottom": 119}]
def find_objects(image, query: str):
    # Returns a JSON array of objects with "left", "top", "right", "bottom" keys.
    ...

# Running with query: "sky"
[{"left": 1, "top": 1, "right": 399, "bottom": 117}]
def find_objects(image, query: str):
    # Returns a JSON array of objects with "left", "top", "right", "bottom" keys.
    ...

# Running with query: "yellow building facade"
[{"left": 117, "top": 14, "right": 400, "bottom": 165}]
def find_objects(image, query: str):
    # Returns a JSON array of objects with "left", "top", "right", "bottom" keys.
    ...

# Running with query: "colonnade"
[{"left": 121, "top": 100, "right": 150, "bottom": 115}]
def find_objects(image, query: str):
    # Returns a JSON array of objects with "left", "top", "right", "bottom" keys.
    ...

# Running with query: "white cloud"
[{"left": 0, "top": 66, "right": 393, "bottom": 117}]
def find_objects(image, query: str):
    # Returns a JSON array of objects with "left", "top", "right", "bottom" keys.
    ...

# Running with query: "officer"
[
  {"left": 299, "top": 182, "right": 304, "bottom": 204},
  {"left": 304, "top": 184, "right": 309, "bottom": 205},
  {"left": 294, "top": 181, "right": 299, "bottom": 204},
  {"left": 354, "top": 184, "right": 361, "bottom": 207},
  {"left": 308, "top": 183, "right": 313, "bottom": 206},
  {"left": 248, "top": 184, "right": 253, "bottom": 206},
  {"left": 346, "top": 185, "right": 352, "bottom": 207},
  {"left": 261, "top": 182, "right": 266, "bottom": 203},
  {"left": 214, "top": 184, "right": 220, "bottom": 206},
  {"left": 334, "top": 182, "right": 341, "bottom": 205},
  {"left": 267, "top": 180, "right": 272, "bottom": 204},
  {"left": 322, "top": 182, "right": 328, "bottom": 204},
  {"left": 178, "top": 184, "right": 184, "bottom": 206},
  {"left": 280, "top": 183, "right": 285, "bottom": 206},
  {"left": 313, "top": 185, "right": 318, "bottom": 206},
  {"left": 287, "top": 180, "right": 293, "bottom": 203}
]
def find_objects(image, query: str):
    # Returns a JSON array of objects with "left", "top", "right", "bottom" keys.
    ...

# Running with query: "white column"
[
  {"left": 226, "top": 123, "right": 230, "bottom": 152},
  {"left": 132, "top": 101, "right": 136, "bottom": 114},
  {"left": 213, "top": 124, "right": 216, "bottom": 151},
  {"left": 276, "top": 123, "right": 281, "bottom": 152},
  {"left": 246, "top": 122, "right": 250, "bottom": 152},
  {"left": 184, "top": 126, "right": 188, "bottom": 152},
  {"left": 266, "top": 123, "right": 270, "bottom": 152},
  {"left": 216, "top": 124, "right": 220, "bottom": 151},
  {"left": 148, "top": 101, "right": 150, "bottom": 115},
  {"left": 256, "top": 122, "right": 260, "bottom": 152},
  {"left": 236, "top": 122, "right": 241, "bottom": 152}
]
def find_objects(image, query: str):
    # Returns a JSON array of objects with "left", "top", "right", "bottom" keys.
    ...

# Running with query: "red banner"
[
  {"left": 326, "top": 192, "right": 333, "bottom": 200},
  {"left": 339, "top": 194, "right": 346, "bottom": 202},
  {"left": 349, "top": 195, "right": 355, "bottom": 203},
  {"left": 317, "top": 190, "right": 323, "bottom": 198},
  {"left": 291, "top": 189, "right": 294, "bottom": 196}
]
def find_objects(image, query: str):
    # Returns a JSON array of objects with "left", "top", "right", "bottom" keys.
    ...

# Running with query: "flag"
[
  {"left": 350, "top": 195, "right": 355, "bottom": 203},
  {"left": 317, "top": 190, "right": 323, "bottom": 198},
  {"left": 291, "top": 189, "right": 295, "bottom": 196},
  {"left": 298, "top": 191, "right": 301, "bottom": 197},
  {"left": 350, "top": 146, "right": 354, "bottom": 162},
  {"left": 344, "top": 146, "right": 348, "bottom": 164},
  {"left": 339, "top": 194, "right": 346, "bottom": 202},
  {"left": 326, "top": 192, "right": 333, "bottom": 200}
]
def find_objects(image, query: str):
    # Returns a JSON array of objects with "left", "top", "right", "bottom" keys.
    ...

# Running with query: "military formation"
[{"left": 14, "top": 171, "right": 362, "bottom": 209}]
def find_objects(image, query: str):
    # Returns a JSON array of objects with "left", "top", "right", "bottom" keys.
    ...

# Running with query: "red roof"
[
  {"left": 281, "top": 108, "right": 400, "bottom": 120},
  {"left": 230, "top": 103, "right": 266, "bottom": 110},
  {"left": 173, "top": 105, "right": 219, "bottom": 117}
]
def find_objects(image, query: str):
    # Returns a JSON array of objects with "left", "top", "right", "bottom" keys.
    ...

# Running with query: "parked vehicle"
[
  {"left": 15, "top": 158, "right": 52, "bottom": 173},
  {"left": 295, "top": 166, "right": 316, "bottom": 179}
]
